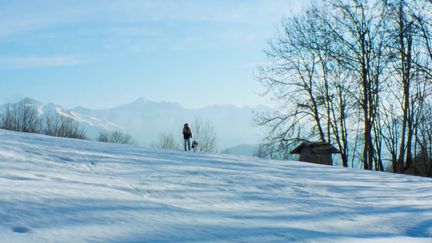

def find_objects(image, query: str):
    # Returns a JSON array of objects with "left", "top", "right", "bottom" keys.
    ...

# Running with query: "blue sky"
[{"left": 0, "top": 0, "right": 307, "bottom": 109}]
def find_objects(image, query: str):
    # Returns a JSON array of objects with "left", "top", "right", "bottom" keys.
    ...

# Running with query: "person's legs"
[{"left": 184, "top": 139, "right": 191, "bottom": 151}]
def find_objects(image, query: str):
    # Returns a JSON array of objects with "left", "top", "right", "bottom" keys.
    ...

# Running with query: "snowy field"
[{"left": 0, "top": 129, "right": 431, "bottom": 243}]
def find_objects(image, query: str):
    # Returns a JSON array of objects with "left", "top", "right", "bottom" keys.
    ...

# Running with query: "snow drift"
[{"left": 0, "top": 129, "right": 431, "bottom": 242}]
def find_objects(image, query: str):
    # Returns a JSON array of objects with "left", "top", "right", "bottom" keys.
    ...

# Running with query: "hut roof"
[{"left": 290, "top": 142, "right": 340, "bottom": 154}]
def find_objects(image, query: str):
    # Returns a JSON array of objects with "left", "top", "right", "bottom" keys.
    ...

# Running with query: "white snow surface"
[{"left": 0, "top": 129, "right": 431, "bottom": 243}]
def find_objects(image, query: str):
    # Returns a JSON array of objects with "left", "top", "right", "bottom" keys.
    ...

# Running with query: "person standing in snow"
[{"left": 183, "top": 123, "right": 192, "bottom": 151}]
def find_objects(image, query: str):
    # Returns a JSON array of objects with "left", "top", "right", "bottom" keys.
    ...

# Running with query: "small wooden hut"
[{"left": 290, "top": 142, "right": 339, "bottom": 166}]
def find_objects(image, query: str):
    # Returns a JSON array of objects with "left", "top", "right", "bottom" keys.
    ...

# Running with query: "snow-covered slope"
[{"left": 0, "top": 129, "right": 431, "bottom": 242}]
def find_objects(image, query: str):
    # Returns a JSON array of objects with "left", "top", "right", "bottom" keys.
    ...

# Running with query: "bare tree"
[
  {"left": 324, "top": 0, "right": 387, "bottom": 170},
  {"left": 380, "top": 102, "right": 402, "bottom": 172},
  {"left": 379, "top": 0, "right": 432, "bottom": 173},
  {"left": 190, "top": 118, "right": 217, "bottom": 153},
  {"left": 0, "top": 98, "right": 42, "bottom": 133},
  {"left": 97, "top": 130, "right": 134, "bottom": 145},
  {"left": 256, "top": 11, "right": 328, "bottom": 159},
  {"left": 44, "top": 114, "right": 87, "bottom": 139},
  {"left": 415, "top": 0, "right": 432, "bottom": 78},
  {"left": 152, "top": 132, "right": 180, "bottom": 150},
  {"left": 415, "top": 101, "right": 432, "bottom": 176}
]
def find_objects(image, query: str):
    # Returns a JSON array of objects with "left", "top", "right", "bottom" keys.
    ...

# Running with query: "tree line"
[
  {"left": 257, "top": 0, "right": 432, "bottom": 176},
  {"left": 0, "top": 98, "right": 134, "bottom": 145}
]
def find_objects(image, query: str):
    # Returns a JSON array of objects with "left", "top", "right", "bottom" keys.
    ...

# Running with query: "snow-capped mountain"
[{"left": 0, "top": 129, "right": 431, "bottom": 242}]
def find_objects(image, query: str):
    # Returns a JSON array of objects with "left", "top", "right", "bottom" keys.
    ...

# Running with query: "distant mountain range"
[{"left": 1, "top": 98, "right": 269, "bottom": 150}]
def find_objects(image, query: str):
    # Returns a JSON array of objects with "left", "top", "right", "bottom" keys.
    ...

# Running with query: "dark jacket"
[{"left": 183, "top": 126, "right": 192, "bottom": 139}]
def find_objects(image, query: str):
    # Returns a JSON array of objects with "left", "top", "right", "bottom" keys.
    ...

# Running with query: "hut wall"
[{"left": 299, "top": 148, "right": 333, "bottom": 166}]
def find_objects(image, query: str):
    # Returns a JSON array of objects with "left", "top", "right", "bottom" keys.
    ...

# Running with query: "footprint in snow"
[{"left": 12, "top": 226, "right": 31, "bottom": 234}]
